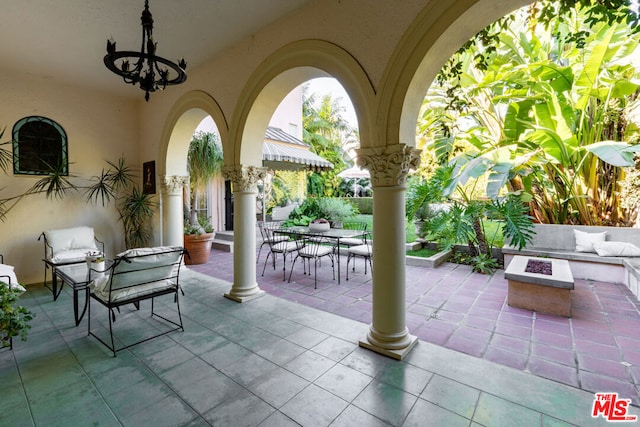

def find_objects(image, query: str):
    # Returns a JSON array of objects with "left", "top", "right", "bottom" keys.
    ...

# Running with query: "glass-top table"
[
  {"left": 274, "top": 226, "right": 367, "bottom": 284},
  {"left": 54, "top": 261, "right": 111, "bottom": 326}
]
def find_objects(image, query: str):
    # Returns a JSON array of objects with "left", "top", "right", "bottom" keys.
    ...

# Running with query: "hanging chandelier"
[{"left": 104, "top": 0, "right": 187, "bottom": 101}]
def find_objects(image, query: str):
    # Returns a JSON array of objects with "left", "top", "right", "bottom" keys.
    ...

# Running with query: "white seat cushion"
[
  {"left": 349, "top": 244, "right": 372, "bottom": 256},
  {"left": 91, "top": 247, "right": 184, "bottom": 302},
  {"left": 92, "top": 278, "right": 176, "bottom": 303},
  {"left": 272, "top": 241, "right": 298, "bottom": 253},
  {"left": 50, "top": 249, "right": 96, "bottom": 264},
  {"left": 45, "top": 226, "right": 98, "bottom": 258},
  {"left": 300, "top": 244, "right": 334, "bottom": 257},
  {"left": 340, "top": 237, "right": 364, "bottom": 246},
  {"left": 0, "top": 264, "right": 25, "bottom": 293},
  {"left": 266, "top": 235, "right": 288, "bottom": 244},
  {"left": 116, "top": 245, "right": 181, "bottom": 257}
]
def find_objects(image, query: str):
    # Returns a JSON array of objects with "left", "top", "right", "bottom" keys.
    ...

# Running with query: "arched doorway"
[
  {"left": 219, "top": 41, "right": 375, "bottom": 303},
  {"left": 158, "top": 91, "right": 229, "bottom": 247}
]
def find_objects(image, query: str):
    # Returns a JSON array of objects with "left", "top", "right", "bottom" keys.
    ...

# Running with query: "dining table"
[{"left": 274, "top": 226, "right": 368, "bottom": 284}]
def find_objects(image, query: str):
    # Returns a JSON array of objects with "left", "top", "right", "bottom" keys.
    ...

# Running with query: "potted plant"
[
  {"left": 309, "top": 217, "right": 330, "bottom": 232},
  {"left": 183, "top": 131, "right": 224, "bottom": 265},
  {"left": 184, "top": 215, "right": 216, "bottom": 265},
  {"left": 412, "top": 203, "right": 437, "bottom": 238},
  {"left": 316, "top": 198, "right": 357, "bottom": 228},
  {"left": 117, "top": 186, "right": 157, "bottom": 249},
  {"left": 0, "top": 281, "right": 34, "bottom": 349}
]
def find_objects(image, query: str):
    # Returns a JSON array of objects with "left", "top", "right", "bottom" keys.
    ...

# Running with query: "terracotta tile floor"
[{"left": 191, "top": 246, "right": 640, "bottom": 405}]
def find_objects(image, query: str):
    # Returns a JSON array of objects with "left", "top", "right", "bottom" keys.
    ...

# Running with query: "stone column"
[
  {"left": 162, "top": 175, "right": 189, "bottom": 247},
  {"left": 221, "top": 165, "right": 267, "bottom": 302},
  {"left": 356, "top": 144, "right": 421, "bottom": 360}
]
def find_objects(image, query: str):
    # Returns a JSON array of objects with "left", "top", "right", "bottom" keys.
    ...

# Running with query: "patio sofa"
[
  {"left": 39, "top": 226, "right": 104, "bottom": 298},
  {"left": 88, "top": 246, "right": 186, "bottom": 356},
  {"left": 502, "top": 224, "right": 640, "bottom": 300}
]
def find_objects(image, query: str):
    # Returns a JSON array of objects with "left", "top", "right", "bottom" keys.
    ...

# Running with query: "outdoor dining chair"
[
  {"left": 336, "top": 221, "right": 368, "bottom": 253},
  {"left": 288, "top": 237, "right": 336, "bottom": 289},
  {"left": 346, "top": 231, "right": 372, "bottom": 280},
  {"left": 257, "top": 221, "right": 289, "bottom": 264},
  {"left": 261, "top": 226, "right": 300, "bottom": 281}
]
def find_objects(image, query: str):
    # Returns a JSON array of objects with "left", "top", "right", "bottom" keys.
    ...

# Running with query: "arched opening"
[
  {"left": 230, "top": 40, "right": 375, "bottom": 170},
  {"left": 390, "top": 0, "right": 532, "bottom": 147},
  {"left": 159, "top": 91, "right": 228, "bottom": 246}
]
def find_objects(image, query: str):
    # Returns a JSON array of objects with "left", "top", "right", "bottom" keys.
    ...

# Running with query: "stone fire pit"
[{"left": 504, "top": 255, "right": 574, "bottom": 317}]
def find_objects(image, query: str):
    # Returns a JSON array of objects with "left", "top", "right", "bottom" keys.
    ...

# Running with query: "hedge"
[{"left": 339, "top": 197, "right": 372, "bottom": 215}]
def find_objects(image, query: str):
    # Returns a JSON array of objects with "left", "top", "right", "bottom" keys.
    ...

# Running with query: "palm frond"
[
  {"left": 105, "top": 157, "right": 136, "bottom": 192},
  {"left": 27, "top": 162, "right": 77, "bottom": 199},
  {"left": 85, "top": 169, "right": 116, "bottom": 206},
  {"left": 187, "top": 132, "right": 224, "bottom": 189},
  {"left": 118, "top": 186, "right": 157, "bottom": 249}
]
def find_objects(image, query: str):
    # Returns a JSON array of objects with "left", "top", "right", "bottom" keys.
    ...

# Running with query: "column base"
[
  {"left": 224, "top": 287, "right": 265, "bottom": 303},
  {"left": 359, "top": 333, "right": 418, "bottom": 360}
]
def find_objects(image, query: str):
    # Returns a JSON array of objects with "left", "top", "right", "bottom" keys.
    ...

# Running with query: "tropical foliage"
[
  {"left": 407, "top": 167, "right": 535, "bottom": 273},
  {"left": 0, "top": 282, "right": 33, "bottom": 347},
  {"left": 119, "top": 186, "right": 156, "bottom": 248},
  {"left": 284, "top": 197, "right": 357, "bottom": 226},
  {"left": 418, "top": 1, "right": 640, "bottom": 226},
  {"left": 302, "top": 88, "right": 352, "bottom": 197},
  {"left": 185, "top": 131, "right": 224, "bottom": 233}
]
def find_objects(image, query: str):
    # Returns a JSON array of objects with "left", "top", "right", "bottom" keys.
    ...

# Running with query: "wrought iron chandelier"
[{"left": 104, "top": 0, "right": 187, "bottom": 101}]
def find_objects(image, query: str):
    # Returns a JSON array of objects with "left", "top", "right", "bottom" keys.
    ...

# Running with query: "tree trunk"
[{"left": 472, "top": 217, "right": 489, "bottom": 256}]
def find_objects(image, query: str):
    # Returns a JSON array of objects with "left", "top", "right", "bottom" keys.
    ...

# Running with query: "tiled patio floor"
[
  {"left": 190, "top": 247, "right": 640, "bottom": 406},
  {"left": 1, "top": 268, "right": 629, "bottom": 426}
]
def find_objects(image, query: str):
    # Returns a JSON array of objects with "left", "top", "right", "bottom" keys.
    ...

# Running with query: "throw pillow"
[
  {"left": 0, "top": 264, "right": 25, "bottom": 292},
  {"left": 574, "top": 229, "right": 607, "bottom": 253},
  {"left": 593, "top": 241, "right": 640, "bottom": 257}
]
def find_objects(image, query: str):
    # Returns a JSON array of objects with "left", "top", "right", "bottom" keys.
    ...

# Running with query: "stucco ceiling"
[{"left": 0, "top": 0, "right": 313, "bottom": 98}]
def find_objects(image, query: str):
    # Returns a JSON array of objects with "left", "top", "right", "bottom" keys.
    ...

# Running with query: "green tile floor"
[{"left": 0, "top": 269, "right": 632, "bottom": 426}]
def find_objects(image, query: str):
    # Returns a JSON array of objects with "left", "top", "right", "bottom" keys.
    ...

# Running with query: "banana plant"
[{"left": 419, "top": 7, "right": 640, "bottom": 226}]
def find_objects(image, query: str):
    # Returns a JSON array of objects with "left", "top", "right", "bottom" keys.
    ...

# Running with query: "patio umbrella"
[
  {"left": 338, "top": 166, "right": 370, "bottom": 196},
  {"left": 337, "top": 166, "right": 370, "bottom": 179}
]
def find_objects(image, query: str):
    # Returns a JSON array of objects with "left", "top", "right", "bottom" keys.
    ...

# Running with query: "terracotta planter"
[{"left": 183, "top": 232, "right": 215, "bottom": 265}]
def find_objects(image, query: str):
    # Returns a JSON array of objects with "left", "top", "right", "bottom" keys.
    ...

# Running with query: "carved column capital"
[
  {"left": 356, "top": 145, "right": 421, "bottom": 187},
  {"left": 222, "top": 165, "right": 267, "bottom": 193},
  {"left": 162, "top": 175, "right": 189, "bottom": 196}
]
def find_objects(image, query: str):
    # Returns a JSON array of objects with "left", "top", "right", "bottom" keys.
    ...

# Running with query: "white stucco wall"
[
  {"left": 269, "top": 85, "right": 303, "bottom": 140},
  {"left": 0, "top": 72, "right": 138, "bottom": 284}
]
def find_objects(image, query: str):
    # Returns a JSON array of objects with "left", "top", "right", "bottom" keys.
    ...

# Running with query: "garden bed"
[
  {"left": 405, "top": 241, "right": 452, "bottom": 267},
  {"left": 406, "top": 249, "right": 452, "bottom": 268}
]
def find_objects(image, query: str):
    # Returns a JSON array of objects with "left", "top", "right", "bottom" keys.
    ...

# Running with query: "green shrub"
[
  {"left": 342, "top": 197, "right": 373, "bottom": 214},
  {"left": 0, "top": 282, "right": 34, "bottom": 347},
  {"left": 285, "top": 197, "right": 358, "bottom": 226}
]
